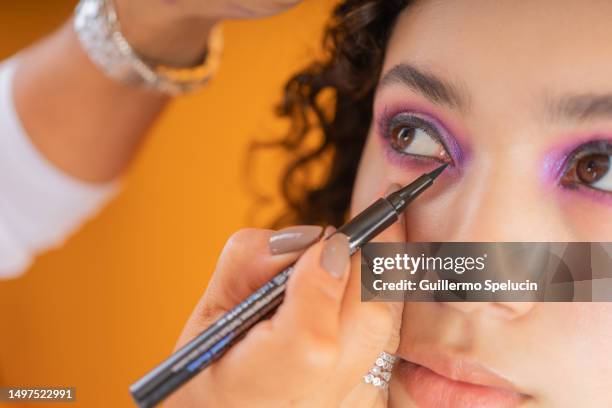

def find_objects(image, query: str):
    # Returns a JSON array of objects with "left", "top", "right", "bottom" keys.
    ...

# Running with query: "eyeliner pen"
[{"left": 130, "top": 164, "right": 448, "bottom": 408}]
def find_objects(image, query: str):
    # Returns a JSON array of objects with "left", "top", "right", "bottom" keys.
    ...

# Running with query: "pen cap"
[{"left": 336, "top": 198, "right": 398, "bottom": 254}]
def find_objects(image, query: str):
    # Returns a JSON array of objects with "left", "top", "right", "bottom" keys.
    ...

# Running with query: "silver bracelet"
[{"left": 74, "top": 0, "right": 223, "bottom": 95}]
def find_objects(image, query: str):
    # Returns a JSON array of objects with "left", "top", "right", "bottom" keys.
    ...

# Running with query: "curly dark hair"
[{"left": 252, "top": 0, "right": 410, "bottom": 228}]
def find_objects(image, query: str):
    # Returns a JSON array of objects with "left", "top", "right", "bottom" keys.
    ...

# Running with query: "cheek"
[
  {"left": 549, "top": 303, "right": 612, "bottom": 387},
  {"left": 350, "top": 131, "right": 395, "bottom": 215},
  {"left": 555, "top": 190, "right": 612, "bottom": 239},
  {"left": 351, "top": 130, "right": 461, "bottom": 237}
]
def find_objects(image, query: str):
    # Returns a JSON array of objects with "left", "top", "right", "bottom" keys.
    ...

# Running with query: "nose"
[
  {"left": 446, "top": 155, "right": 574, "bottom": 241},
  {"left": 439, "top": 153, "right": 562, "bottom": 318}
]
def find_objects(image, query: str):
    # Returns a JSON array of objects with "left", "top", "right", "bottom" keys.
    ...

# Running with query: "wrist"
[{"left": 114, "top": 0, "right": 220, "bottom": 67}]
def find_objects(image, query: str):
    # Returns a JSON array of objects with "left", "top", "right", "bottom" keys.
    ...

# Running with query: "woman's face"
[{"left": 351, "top": 1, "right": 612, "bottom": 406}]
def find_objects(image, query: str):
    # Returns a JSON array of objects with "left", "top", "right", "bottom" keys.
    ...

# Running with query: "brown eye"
[
  {"left": 385, "top": 114, "right": 452, "bottom": 163},
  {"left": 576, "top": 154, "right": 610, "bottom": 184},
  {"left": 390, "top": 126, "right": 416, "bottom": 151},
  {"left": 560, "top": 141, "right": 612, "bottom": 193}
]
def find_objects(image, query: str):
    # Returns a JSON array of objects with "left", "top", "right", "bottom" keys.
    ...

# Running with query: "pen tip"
[{"left": 428, "top": 163, "right": 449, "bottom": 179}]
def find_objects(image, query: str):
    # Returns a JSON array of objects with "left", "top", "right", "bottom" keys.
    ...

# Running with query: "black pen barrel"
[{"left": 337, "top": 198, "right": 399, "bottom": 253}]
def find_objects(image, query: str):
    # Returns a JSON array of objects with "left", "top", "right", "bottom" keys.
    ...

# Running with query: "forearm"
[{"left": 13, "top": 3, "right": 217, "bottom": 183}]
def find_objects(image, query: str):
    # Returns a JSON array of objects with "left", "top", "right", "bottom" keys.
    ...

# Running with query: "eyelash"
[
  {"left": 559, "top": 140, "right": 612, "bottom": 195},
  {"left": 378, "top": 110, "right": 456, "bottom": 166}
]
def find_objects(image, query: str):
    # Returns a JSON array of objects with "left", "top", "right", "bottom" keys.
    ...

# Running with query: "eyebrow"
[
  {"left": 379, "top": 64, "right": 612, "bottom": 124},
  {"left": 549, "top": 93, "right": 612, "bottom": 122},
  {"left": 377, "top": 64, "right": 469, "bottom": 111}
]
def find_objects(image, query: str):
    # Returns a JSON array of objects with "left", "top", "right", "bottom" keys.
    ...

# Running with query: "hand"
[
  {"left": 112, "top": 0, "right": 304, "bottom": 66},
  {"left": 176, "top": 0, "right": 305, "bottom": 20},
  {"left": 164, "top": 219, "right": 404, "bottom": 407}
]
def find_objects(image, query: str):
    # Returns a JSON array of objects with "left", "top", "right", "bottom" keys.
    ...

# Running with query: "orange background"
[{"left": 0, "top": 1, "right": 333, "bottom": 406}]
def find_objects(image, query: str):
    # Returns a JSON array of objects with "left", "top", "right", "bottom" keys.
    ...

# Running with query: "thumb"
[
  {"left": 368, "top": 183, "right": 406, "bottom": 352},
  {"left": 335, "top": 183, "right": 406, "bottom": 405}
]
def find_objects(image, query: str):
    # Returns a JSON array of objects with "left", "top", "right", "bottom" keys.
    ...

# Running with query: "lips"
[{"left": 396, "top": 352, "right": 529, "bottom": 408}]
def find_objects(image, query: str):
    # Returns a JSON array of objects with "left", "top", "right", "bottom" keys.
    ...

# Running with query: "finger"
[
  {"left": 331, "top": 184, "right": 406, "bottom": 400},
  {"left": 340, "top": 383, "right": 387, "bottom": 408},
  {"left": 276, "top": 231, "right": 350, "bottom": 341},
  {"left": 365, "top": 183, "right": 405, "bottom": 351},
  {"left": 207, "top": 234, "right": 351, "bottom": 404},
  {"left": 177, "top": 226, "right": 323, "bottom": 349},
  {"left": 205, "top": 226, "right": 323, "bottom": 312}
]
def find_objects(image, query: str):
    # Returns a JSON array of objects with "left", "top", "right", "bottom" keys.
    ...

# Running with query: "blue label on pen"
[
  {"left": 186, "top": 333, "right": 234, "bottom": 373},
  {"left": 186, "top": 352, "right": 213, "bottom": 373},
  {"left": 211, "top": 333, "right": 233, "bottom": 354}
]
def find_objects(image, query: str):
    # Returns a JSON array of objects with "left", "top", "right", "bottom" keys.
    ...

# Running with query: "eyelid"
[
  {"left": 558, "top": 140, "right": 612, "bottom": 195},
  {"left": 389, "top": 114, "right": 446, "bottom": 147},
  {"left": 561, "top": 180, "right": 612, "bottom": 204},
  {"left": 378, "top": 109, "right": 461, "bottom": 166},
  {"left": 560, "top": 140, "right": 612, "bottom": 177}
]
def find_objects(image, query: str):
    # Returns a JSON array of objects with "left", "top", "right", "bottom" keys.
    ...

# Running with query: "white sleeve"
[{"left": 0, "top": 58, "right": 119, "bottom": 279}]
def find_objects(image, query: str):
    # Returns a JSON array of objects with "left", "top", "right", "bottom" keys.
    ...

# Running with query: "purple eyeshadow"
[
  {"left": 542, "top": 136, "right": 612, "bottom": 205},
  {"left": 542, "top": 137, "right": 612, "bottom": 184},
  {"left": 375, "top": 105, "right": 467, "bottom": 169}
]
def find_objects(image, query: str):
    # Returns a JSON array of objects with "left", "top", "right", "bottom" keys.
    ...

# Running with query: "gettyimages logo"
[
  {"left": 361, "top": 242, "right": 612, "bottom": 302},
  {"left": 371, "top": 253, "right": 487, "bottom": 275}
]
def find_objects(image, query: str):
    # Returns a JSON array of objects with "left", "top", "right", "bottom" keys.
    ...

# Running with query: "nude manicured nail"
[
  {"left": 320, "top": 233, "right": 350, "bottom": 278},
  {"left": 268, "top": 225, "right": 323, "bottom": 255},
  {"left": 323, "top": 225, "right": 336, "bottom": 238}
]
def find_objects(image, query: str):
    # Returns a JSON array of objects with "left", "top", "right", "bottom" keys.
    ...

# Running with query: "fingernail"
[
  {"left": 385, "top": 183, "right": 402, "bottom": 196},
  {"left": 268, "top": 225, "right": 323, "bottom": 255},
  {"left": 320, "top": 233, "right": 350, "bottom": 278},
  {"left": 323, "top": 225, "right": 336, "bottom": 238}
]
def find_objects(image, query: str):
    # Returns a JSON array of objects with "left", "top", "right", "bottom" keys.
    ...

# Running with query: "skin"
[{"left": 351, "top": 0, "right": 612, "bottom": 406}]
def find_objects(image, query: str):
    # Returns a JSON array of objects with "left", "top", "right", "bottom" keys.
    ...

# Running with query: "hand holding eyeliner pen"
[{"left": 130, "top": 164, "right": 448, "bottom": 407}]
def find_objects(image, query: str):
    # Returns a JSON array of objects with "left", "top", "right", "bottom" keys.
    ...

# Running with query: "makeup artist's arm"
[
  {"left": 15, "top": 0, "right": 304, "bottom": 182},
  {"left": 0, "top": 0, "right": 303, "bottom": 277}
]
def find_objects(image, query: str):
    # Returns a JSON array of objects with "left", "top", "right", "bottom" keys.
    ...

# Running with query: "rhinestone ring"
[{"left": 363, "top": 351, "right": 397, "bottom": 389}]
